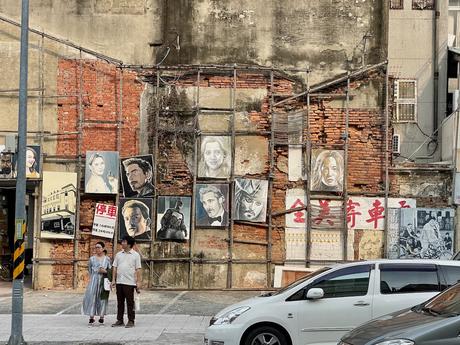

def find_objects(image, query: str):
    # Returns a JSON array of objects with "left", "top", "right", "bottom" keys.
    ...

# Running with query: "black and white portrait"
[
  {"left": 310, "top": 149, "right": 344, "bottom": 192},
  {"left": 195, "top": 184, "right": 229, "bottom": 227},
  {"left": 156, "top": 196, "right": 191, "bottom": 241},
  {"left": 0, "top": 145, "right": 14, "bottom": 178},
  {"left": 233, "top": 178, "right": 268, "bottom": 223},
  {"left": 198, "top": 136, "right": 231, "bottom": 178},
  {"left": 118, "top": 198, "right": 153, "bottom": 242},
  {"left": 85, "top": 151, "right": 119, "bottom": 194},
  {"left": 399, "top": 208, "right": 454, "bottom": 259},
  {"left": 120, "top": 155, "right": 154, "bottom": 198}
]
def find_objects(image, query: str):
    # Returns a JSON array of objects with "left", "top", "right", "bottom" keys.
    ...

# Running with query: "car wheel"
[{"left": 244, "top": 326, "right": 288, "bottom": 345}]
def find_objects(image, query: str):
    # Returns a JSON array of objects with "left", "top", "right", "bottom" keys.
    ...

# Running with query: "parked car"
[
  {"left": 205, "top": 260, "right": 460, "bottom": 345},
  {"left": 338, "top": 281, "right": 460, "bottom": 345}
]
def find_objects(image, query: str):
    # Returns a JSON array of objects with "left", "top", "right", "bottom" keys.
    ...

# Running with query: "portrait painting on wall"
[
  {"left": 25, "top": 145, "right": 41, "bottom": 179},
  {"left": 233, "top": 178, "right": 268, "bottom": 223},
  {"left": 198, "top": 136, "right": 231, "bottom": 179},
  {"left": 310, "top": 149, "right": 344, "bottom": 192},
  {"left": 41, "top": 171, "right": 78, "bottom": 239},
  {"left": 399, "top": 208, "right": 454, "bottom": 259},
  {"left": 120, "top": 155, "right": 154, "bottom": 198},
  {"left": 118, "top": 198, "right": 153, "bottom": 242},
  {"left": 195, "top": 183, "right": 229, "bottom": 227},
  {"left": 0, "top": 145, "right": 14, "bottom": 179},
  {"left": 85, "top": 151, "right": 119, "bottom": 194},
  {"left": 156, "top": 196, "right": 191, "bottom": 241}
]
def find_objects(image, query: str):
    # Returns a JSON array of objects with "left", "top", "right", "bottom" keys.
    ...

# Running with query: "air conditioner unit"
[{"left": 392, "top": 134, "right": 401, "bottom": 154}]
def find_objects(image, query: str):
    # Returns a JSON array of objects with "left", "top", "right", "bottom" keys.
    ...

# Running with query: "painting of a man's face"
[
  {"left": 201, "top": 191, "right": 224, "bottom": 218},
  {"left": 123, "top": 206, "right": 148, "bottom": 237},
  {"left": 126, "top": 163, "right": 148, "bottom": 192},
  {"left": 240, "top": 194, "right": 264, "bottom": 220},
  {"left": 234, "top": 179, "right": 268, "bottom": 223}
]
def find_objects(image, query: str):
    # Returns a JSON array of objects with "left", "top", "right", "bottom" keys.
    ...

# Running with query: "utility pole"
[{"left": 8, "top": 0, "right": 29, "bottom": 344}]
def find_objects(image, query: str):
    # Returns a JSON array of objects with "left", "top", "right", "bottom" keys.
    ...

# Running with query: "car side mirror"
[{"left": 306, "top": 288, "right": 324, "bottom": 300}]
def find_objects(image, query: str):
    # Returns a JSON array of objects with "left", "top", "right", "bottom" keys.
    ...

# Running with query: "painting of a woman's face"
[
  {"left": 90, "top": 156, "right": 105, "bottom": 176},
  {"left": 26, "top": 149, "right": 36, "bottom": 169},
  {"left": 320, "top": 156, "right": 339, "bottom": 187},
  {"left": 203, "top": 141, "right": 224, "bottom": 171}
]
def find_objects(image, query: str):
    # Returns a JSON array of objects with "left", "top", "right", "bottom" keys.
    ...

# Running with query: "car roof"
[{"left": 328, "top": 259, "right": 460, "bottom": 269}]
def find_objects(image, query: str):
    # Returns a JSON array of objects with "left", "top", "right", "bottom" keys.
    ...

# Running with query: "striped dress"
[{"left": 82, "top": 255, "right": 111, "bottom": 316}]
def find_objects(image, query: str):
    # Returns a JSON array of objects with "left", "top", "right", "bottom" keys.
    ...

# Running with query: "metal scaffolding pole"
[
  {"left": 342, "top": 74, "right": 351, "bottom": 261},
  {"left": 9, "top": 1, "right": 29, "bottom": 344},
  {"left": 267, "top": 70, "right": 275, "bottom": 284}
]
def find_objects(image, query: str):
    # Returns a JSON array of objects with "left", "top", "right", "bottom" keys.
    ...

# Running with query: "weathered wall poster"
[
  {"left": 156, "top": 196, "right": 191, "bottom": 241},
  {"left": 85, "top": 151, "right": 119, "bottom": 194},
  {"left": 310, "top": 149, "right": 344, "bottom": 192},
  {"left": 233, "top": 178, "right": 268, "bottom": 223},
  {"left": 0, "top": 145, "right": 13, "bottom": 178},
  {"left": 92, "top": 203, "right": 117, "bottom": 239},
  {"left": 399, "top": 208, "right": 454, "bottom": 259},
  {"left": 118, "top": 198, "right": 153, "bottom": 241},
  {"left": 120, "top": 155, "right": 154, "bottom": 197},
  {"left": 285, "top": 189, "right": 416, "bottom": 230},
  {"left": 198, "top": 136, "right": 231, "bottom": 178},
  {"left": 25, "top": 145, "right": 41, "bottom": 179},
  {"left": 196, "top": 184, "right": 229, "bottom": 227},
  {"left": 41, "top": 171, "right": 78, "bottom": 239}
]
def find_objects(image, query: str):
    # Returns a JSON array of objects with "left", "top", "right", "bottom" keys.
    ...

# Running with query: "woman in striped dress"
[{"left": 82, "top": 241, "right": 111, "bottom": 324}]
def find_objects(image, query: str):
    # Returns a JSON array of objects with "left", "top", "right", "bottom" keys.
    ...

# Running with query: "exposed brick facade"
[{"left": 44, "top": 61, "right": 388, "bottom": 289}]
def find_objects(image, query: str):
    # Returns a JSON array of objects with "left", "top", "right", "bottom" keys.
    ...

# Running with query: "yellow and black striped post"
[{"left": 13, "top": 219, "right": 26, "bottom": 280}]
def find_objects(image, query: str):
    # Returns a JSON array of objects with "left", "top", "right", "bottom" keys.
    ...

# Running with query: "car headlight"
[
  {"left": 212, "top": 306, "right": 251, "bottom": 325},
  {"left": 374, "top": 340, "right": 414, "bottom": 345}
]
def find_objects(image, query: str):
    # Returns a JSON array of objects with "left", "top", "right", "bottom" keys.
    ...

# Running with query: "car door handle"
[{"left": 353, "top": 301, "right": 370, "bottom": 306}]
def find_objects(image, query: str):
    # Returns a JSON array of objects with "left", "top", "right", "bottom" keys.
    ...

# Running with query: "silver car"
[{"left": 338, "top": 282, "right": 460, "bottom": 345}]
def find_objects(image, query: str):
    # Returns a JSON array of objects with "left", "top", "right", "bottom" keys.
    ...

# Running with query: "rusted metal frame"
[
  {"left": 227, "top": 239, "right": 269, "bottom": 246},
  {"left": 0, "top": 14, "right": 124, "bottom": 66},
  {"left": 273, "top": 61, "right": 388, "bottom": 107},
  {"left": 150, "top": 70, "right": 161, "bottom": 288},
  {"left": 305, "top": 73, "right": 312, "bottom": 268},
  {"left": 342, "top": 73, "right": 351, "bottom": 261},
  {"left": 189, "top": 69, "right": 201, "bottom": 289},
  {"left": 73, "top": 52, "right": 84, "bottom": 289},
  {"left": 266, "top": 69, "right": 275, "bottom": 286},
  {"left": 234, "top": 220, "right": 269, "bottom": 228},
  {"left": 0, "top": 88, "right": 43, "bottom": 93},
  {"left": 124, "top": 63, "right": 309, "bottom": 73},
  {"left": 383, "top": 64, "right": 390, "bottom": 257},
  {"left": 226, "top": 66, "right": 237, "bottom": 289},
  {"left": 198, "top": 131, "right": 271, "bottom": 136},
  {"left": 32, "top": 33, "right": 45, "bottom": 289},
  {"left": 113, "top": 67, "right": 123, "bottom": 281}
]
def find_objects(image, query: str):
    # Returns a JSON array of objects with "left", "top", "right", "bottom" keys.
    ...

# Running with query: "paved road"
[{"left": 0, "top": 282, "right": 262, "bottom": 344}]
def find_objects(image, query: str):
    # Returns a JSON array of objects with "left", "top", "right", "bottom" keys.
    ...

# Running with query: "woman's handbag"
[{"left": 103, "top": 277, "right": 111, "bottom": 291}]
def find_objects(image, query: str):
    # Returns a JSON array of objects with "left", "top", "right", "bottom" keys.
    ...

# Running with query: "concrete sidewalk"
[{"left": 0, "top": 314, "right": 211, "bottom": 344}]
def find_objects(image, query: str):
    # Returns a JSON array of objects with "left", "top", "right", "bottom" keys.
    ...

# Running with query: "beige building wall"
[{"left": 389, "top": 0, "right": 448, "bottom": 162}]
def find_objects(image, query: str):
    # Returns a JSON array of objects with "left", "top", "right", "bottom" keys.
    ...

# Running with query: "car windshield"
[
  {"left": 421, "top": 283, "right": 460, "bottom": 316},
  {"left": 266, "top": 267, "right": 331, "bottom": 296}
]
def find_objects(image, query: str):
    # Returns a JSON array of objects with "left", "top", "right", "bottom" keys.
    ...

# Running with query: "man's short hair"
[
  {"left": 198, "top": 185, "right": 224, "bottom": 202},
  {"left": 122, "top": 157, "right": 153, "bottom": 179},
  {"left": 122, "top": 199, "right": 150, "bottom": 219},
  {"left": 122, "top": 235, "right": 136, "bottom": 248}
]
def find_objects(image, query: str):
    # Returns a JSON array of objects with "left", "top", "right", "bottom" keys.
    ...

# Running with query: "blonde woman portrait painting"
[
  {"left": 310, "top": 149, "right": 344, "bottom": 192},
  {"left": 198, "top": 136, "right": 231, "bottom": 178},
  {"left": 85, "top": 151, "right": 119, "bottom": 194}
]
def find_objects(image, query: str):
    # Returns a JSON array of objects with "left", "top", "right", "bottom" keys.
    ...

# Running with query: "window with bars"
[
  {"left": 412, "top": 0, "right": 435, "bottom": 10},
  {"left": 394, "top": 80, "right": 417, "bottom": 122},
  {"left": 390, "top": 0, "right": 404, "bottom": 9}
]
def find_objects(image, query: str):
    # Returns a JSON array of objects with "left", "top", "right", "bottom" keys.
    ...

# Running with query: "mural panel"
[
  {"left": 120, "top": 155, "right": 154, "bottom": 197},
  {"left": 0, "top": 145, "right": 13, "bottom": 178},
  {"left": 233, "top": 178, "right": 268, "bottom": 223},
  {"left": 195, "top": 184, "right": 229, "bottom": 227},
  {"left": 198, "top": 136, "right": 231, "bottom": 178},
  {"left": 41, "top": 171, "right": 77, "bottom": 239},
  {"left": 85, "top": 151, "right": 119, "bottom": 194},
  {"left": 310, "top": 149, "right": 344, "bottom": 192},
  {"left": 156, "top": 196, "right": 191, "bottom": 241},
  {"left": 118, "top": 198, "right": 153, "bottom": 242}
]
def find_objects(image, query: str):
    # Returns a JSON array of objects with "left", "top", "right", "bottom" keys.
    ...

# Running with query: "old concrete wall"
[
  {"left": 389, "top": 0, "right": 448, "bottom": 162},
  {"left": 163, "top": 0, "right": 386, "bottom": 84},
  {"left": 0, "top": 0, "right": 161, "bottom": 64}
]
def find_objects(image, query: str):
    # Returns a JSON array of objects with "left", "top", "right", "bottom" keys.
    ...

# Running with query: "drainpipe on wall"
[{"left": 433, "top": 0, "right": 440, "bottom": 135}]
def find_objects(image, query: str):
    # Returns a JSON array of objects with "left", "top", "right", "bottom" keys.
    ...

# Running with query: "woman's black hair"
[{"left": 96, "top": 241, "right": 105, "bottom": 248}]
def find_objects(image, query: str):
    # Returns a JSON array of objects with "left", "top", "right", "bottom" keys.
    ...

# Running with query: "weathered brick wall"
[
  {"left": 44, "top": 63, "right": 387, "bottom": 289},
  {"left": 46, "top": 59, "right": 142, "bottom": 289}
]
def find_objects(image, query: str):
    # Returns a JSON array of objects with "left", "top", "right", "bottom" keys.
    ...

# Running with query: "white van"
[{"left": 204, "top": 260, "right": 460, "bottom": 345}]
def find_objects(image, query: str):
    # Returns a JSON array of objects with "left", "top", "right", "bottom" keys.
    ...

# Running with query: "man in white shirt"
[{"left": 111, "top": 236, "right": 142, "bottom": 328}]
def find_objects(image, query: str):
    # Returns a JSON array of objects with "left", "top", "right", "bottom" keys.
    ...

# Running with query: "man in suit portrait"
[
  {"left": 122, "top": 157, "right": 154, "bottom": 197},
  {"left": 197, "top": 185, "right": 228, "bottom": 226}
]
